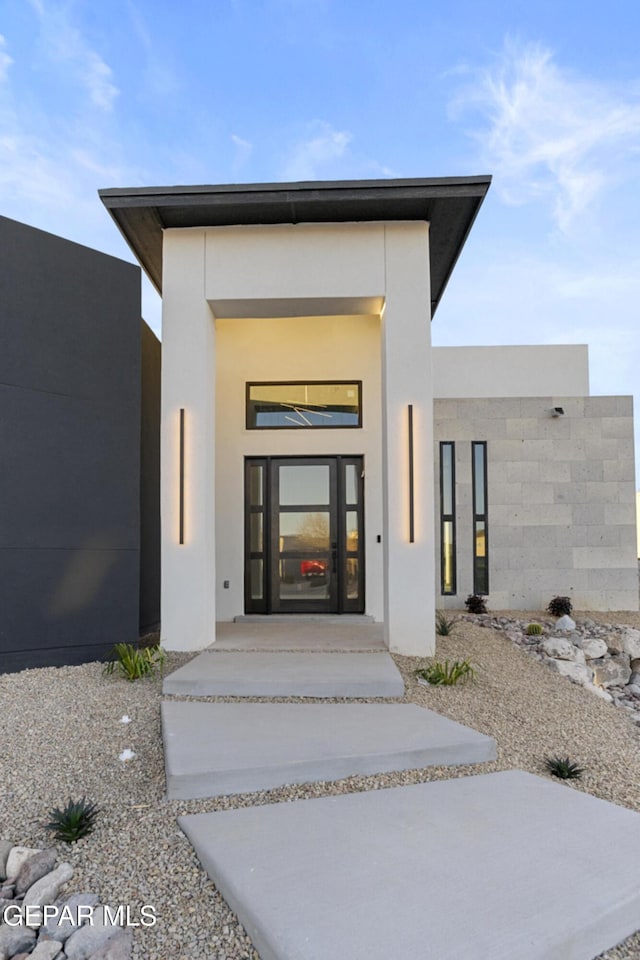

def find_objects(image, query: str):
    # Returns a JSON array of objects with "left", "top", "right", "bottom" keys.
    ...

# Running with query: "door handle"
[{"left": 331, "top": 542, "right": 337, "bottom": 573}]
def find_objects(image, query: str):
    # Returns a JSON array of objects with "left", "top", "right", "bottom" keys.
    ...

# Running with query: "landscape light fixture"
[
  {"left": 179, "top": 408, "right": 185, "bottom": 544},
  {"left": 408, "top": 404, "right": 415, "bottom": 543},
  {"left": 551, "top": 407, "right": 565, "bottom": 417}
]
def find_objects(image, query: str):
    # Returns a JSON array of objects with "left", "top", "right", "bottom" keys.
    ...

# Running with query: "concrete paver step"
[
  {"left": 162, "top": 701, "right": 497, "bottom": 799},
  {"left": 162, "top": 651, "right": 404, "bottom": 699},
  {"left": 180, "top": 769, "right": 640, "bottom": 960}
]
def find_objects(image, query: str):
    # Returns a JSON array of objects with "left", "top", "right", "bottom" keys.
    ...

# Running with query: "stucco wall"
[
  {"left": 434, "top": 396, "right": 638, "bottom": 611},
  {"left": 433, "top": 346, "right": 589, "bottom": 399},
  {"left": 161, "top": 221, "right": 436, "bottom": 655},
  {"left": 214, "top": 315, "right": 383, "bottom": 621}
]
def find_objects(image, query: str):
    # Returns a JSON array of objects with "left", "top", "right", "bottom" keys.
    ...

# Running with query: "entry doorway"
[{"left": 244, "top": 456, "right": 365, "bottom": 614}]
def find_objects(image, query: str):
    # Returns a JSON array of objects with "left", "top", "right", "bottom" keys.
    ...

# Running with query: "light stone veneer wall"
[{"left": 434, "top": 396, "right": 638, "bottom": 612}]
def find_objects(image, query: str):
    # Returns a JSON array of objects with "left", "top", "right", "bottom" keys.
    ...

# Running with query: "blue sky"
[{"left": 2, "top": 0, "right": 640, "bottom": 471}]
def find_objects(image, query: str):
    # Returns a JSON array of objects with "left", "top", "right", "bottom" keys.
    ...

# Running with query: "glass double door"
[{"left": 245, "top": 456, "right": 364, "bottom": 614}]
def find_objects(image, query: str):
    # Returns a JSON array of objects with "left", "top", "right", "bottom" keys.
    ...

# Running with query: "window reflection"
[
  {"left": 248, "top": 382, "right": 361, "bottom": 428},
  {"left": 279, "top": 465, "right": 330, "bottom": 506}
]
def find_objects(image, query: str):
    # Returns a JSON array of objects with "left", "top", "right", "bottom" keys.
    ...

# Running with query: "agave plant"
[
  {"left": 544, "top": 756, "right": 584, "bottom": 780},
  {"left": 435, "top": 612, "right": 457, "bottom": 636},
  {"left": 46, "top": 798, "right": 99, "bottom": 843},
  {"left": 415, "top": 659, "right": 476, "bottom": 686}
]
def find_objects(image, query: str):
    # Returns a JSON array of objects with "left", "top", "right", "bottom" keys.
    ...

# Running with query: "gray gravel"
[{"left": 1, "top": 612, "right": 640, "bottom": 959}]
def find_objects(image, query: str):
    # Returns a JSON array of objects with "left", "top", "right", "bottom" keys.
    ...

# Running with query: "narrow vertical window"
[
  {"left": 440, "top": 442, "right": 456, "bottom": 595},
  {"left": 472, "top": 441, "right": 489, "bottom": 595}
]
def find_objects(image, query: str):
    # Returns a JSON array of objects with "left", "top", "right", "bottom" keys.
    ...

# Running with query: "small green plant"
[
  {"left": 46, "top": 797, "right": 99, "bottom": 843},
  {"left": 103, "top": 642, "right": 166, "bottom": 682},
  {"left": 435, "top": 612, "right": 457, "bottom": 636},
  {"left": 465, "top": 594, "right": 488, "bottom": 614},
  {"left": 547, "top": 596, "right": 573, "bottom": 618},
  {"left": 526, "top": 623, "right": 543, "bottom": 636},
  {"left": 415, "top": 659, "right": 476, "bottom": 686},
  {"left": 544, "top": 756, "right": 584, "bottom": 780}
]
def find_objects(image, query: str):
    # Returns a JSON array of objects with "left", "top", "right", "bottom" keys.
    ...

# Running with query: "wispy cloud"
[
  {"left": 450, "top": 39, "right": 640, "bottom": 232},
  {"left": 124, "top": 0, "right": 180, "bottom": 102},
  {"left": 281, "top": 120, "right": 352, "bottom": 180},
  {"left": 28, "top": 0, "right": 118, "bottom": 110},
  {"left": 231, "top": 133, "right": 253, "bottom": 175},
  {"left": 0, "top": 35, "right": 13, "bottom": 82}
]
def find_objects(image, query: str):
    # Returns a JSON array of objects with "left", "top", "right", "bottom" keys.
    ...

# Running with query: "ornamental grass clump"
[
  {"left": 544, "top": 756, "right": 584, "bottom": 781},
  {"left": 415, "top": 659, "right": 476, "bottom": 686},
  {"left": 103, "top": 642, "right": 166, "bottom": 682},
  {"left": 46, "top": 797, "right": 99, "bottom": 843}
]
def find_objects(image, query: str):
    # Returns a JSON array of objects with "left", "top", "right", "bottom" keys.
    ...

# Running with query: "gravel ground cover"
[{"left": 1, "top": 612, "right": 640, "bottom": 959}]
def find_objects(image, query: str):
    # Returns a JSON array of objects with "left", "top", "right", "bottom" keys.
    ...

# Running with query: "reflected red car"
[{"left": 300, "top": 559, "right": 327, "bottom": 578}]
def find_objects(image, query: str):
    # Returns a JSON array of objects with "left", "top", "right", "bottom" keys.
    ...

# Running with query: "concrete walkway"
[
  {"left": 215, "top": 619, "right": 385, "bottom": 651},
  {"left": 162, "top": 701, "right": 497, "bottom": 799},
  {"left": 163, "top": 623, "right": 640, "bottom": 960},
  {"left": 180, "top": 769, "right": 640, "bottom": 960},
  {"left": 163, "top": 651, "right": 404, "bottom": 698}
]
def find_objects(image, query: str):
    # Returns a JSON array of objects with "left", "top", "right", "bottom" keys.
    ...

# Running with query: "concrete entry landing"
[
  {"left": 163, "top": 651, "right": 403, "bottom": 699},
  {"left": 180, "top": 769, "right": 640, "bottom": 960},
  {"left": 215, "top": 620, "right": 385, "bottom": 651},
  {"left": 162, "top": 701, "right": 496, "bottom": 799}
]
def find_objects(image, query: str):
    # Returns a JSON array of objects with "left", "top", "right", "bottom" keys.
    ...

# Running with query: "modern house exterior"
[
  {"left": 99, "top": 177, "right": 638, "bottom": 660},
  {"left": 0, "top": 215, "right": 160, "bottom": 671}
]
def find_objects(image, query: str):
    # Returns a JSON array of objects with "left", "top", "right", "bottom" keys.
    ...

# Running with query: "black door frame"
[{"left": 244, "top": 455, "right": 365, "bottom": 615}]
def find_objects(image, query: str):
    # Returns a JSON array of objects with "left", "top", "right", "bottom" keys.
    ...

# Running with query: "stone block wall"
[{"left": 434, "top": 396, "right": 638, "bottom": 612}]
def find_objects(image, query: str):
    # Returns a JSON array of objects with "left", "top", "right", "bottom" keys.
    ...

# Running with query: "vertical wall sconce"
[
  {"left": 408, "top": 404, "right": 415, "bottom": 543},
  {"left": 179, "top": 408, "right": 185, "bottom": 545}
]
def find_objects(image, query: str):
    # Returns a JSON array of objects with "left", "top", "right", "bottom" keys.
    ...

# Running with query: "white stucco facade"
[
  {"left": 161, "top": 221, "right": 436, "bottom": 656},
  {"left": 433, "top": 345, "right": 589, "bottom": 399},
  {"left": 99, "top": 175, "right": 638, "bottom": 657}
]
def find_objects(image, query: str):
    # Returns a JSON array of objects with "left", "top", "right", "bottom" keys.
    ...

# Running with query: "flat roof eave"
[{"left": 99, "top": 175, "right": 491, "bottom": 315}]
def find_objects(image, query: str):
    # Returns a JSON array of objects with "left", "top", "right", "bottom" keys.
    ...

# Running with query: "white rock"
[
  {"left": 5, "top": 846, "right": 41, "bottom": 881},
  {"left": 64, "top": 906, "right": 122, "bottom": 960},
  {"left": 582, "top": 637, "right": 608, "bottom": 660},
  {"left": 584, "top": 684, "right": 614, "bottom": 702},
  {"left": 621, "top": 628, "right": 640, "bottom": 660},
  {"left": 28, "top": 941, "right": 64, "bottom": 959},
  {"left": 542, "top": 637, "right": 584, "bottom": 662},
  {"left": 23, "top": 862, "right": 74, "bottom": 909},
  {"left": 39, "top": 892, "right": 100, "bottom": 943},
  {"left": 548, "top": 659, "right": 593, "bottom": 686},
  {"left": 118, "top": 749, "right": 136, "bottom": 762},
  {"left": 119, "top": 715, "right": 132, "bottom": 724},
  {"left": 0, "top": 924, "right": 36, "bottom": 959},
  {"left": 605, "top": 634, "right": 625, "bottom": 655},
  {"left": 592, "top": 656, "right": 632, "bottom": 689},
  {"left": 555, "top": 615, "right": 576, "bottom": 632}
]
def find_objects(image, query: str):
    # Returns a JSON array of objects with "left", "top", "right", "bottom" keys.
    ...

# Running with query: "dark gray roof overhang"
[{"left": 99, "top": 176, "right": 491, "bottom": 316}]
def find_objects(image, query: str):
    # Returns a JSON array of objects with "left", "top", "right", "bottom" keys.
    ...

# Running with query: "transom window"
[{"left": 246, "top": 381, "right": 362, "bottom": 429}]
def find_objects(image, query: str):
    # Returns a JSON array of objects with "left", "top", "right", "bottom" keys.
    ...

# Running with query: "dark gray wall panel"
[
  {"left": 0, "top": 548, "right": 139, "bottom": 670},
  {"left": 140, "top": 320, "right": 161, "bottom": 631},
  {"left": 0, "top": 216, "right": 140, "bottom": 404},
  {"left": 0, "top": 215, "right": 143, "bottom": 672},
  {"left": 0, "top": 384, "right": 139, "bottom": 549}
]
